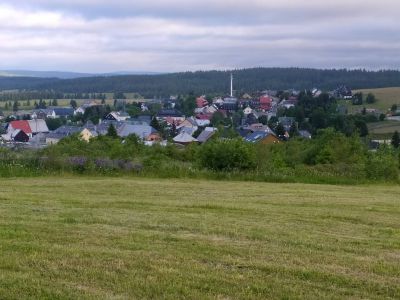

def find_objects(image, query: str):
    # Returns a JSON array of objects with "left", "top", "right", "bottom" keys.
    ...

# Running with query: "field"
[
  {"left": 1, "top": 178, "right": 399, "bottom": 299},
  {"left": 342, "top": 87, "right": 400, "bottom": 113},
  {"left": 0, "top": 92, "right": 149, "bottom": 113},
  {"left": 368, "top": 121, "right": 400, "bottom": 138}
]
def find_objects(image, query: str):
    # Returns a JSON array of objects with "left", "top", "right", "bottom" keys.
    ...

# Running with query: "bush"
[{"left": 197, "top": 139, "right": 256, "bottom": 171}]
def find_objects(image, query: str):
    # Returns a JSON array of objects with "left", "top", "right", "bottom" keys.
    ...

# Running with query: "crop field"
[{"left": 0, "top": 178, "right": 399, "bottom": 299}]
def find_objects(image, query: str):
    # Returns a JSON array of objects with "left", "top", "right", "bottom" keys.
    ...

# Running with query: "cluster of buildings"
[{"left": 0, "top": 76, "right": 318, "bottom": 147}]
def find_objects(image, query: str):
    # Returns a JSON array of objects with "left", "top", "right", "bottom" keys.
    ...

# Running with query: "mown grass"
[{"left": 0, "top": 177, "right": 399, "bottom": 299}]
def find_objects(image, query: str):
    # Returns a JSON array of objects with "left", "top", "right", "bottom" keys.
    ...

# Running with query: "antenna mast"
[{"left": 230, "top": 73, "right": 233, "bottom": 97}]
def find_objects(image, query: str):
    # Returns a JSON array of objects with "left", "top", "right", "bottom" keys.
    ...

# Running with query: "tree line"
[{"left": 2, "top": 68, "right": 400, "bottom": 98}]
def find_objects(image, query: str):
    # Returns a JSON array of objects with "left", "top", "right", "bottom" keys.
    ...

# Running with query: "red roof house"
[
  {"left": 196, "top": 96, "right": 209, "bottom": 108},
  {"left": 9, "top": 120, "right": 32, "bottom": 135},
  {"left": 259, "top": 96, "right": 272, "bottom": 111}
]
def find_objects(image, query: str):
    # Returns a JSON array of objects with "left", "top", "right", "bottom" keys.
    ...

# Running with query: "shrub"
[{"left": 197, "top": 138, "right": 256, "bottom": 171}]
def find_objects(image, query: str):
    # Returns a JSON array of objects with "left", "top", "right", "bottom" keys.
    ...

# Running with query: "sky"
[{"left": 0, "top": 0, "right": 399, "bottom": 73}]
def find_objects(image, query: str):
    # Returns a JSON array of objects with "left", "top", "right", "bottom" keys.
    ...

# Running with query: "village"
[{"left": 0, "top": 75, "right": 398, "bottom": 149}]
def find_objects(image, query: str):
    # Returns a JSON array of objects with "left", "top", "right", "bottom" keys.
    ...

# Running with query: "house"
[
  {"left": 279, "top": 99, "right": 297, "bottom": 109},
  {"left": 195, "top": 118, "right": 211, "bottom": 127},
  {"left": 45, "top": 126, "right": 83, "bottom": 144},
  {"left": 7, "top": 119, "right": 49, "bottom": 138},
  {"left": 177, "top": 117, "right": 198, "bottom": 135},
  {"left": 28, "top": 119, "right": 49, "bottom": 135},
  {"left": 334, "top": 86, "right": 353, "bottom": 99},
  {"left": 220, "top": 97, "right": 238, "bottom": 112},
  {"left": 80, "top": 128, "right": 97, "bottom": 142},
  {"left": 104, "top": 111, "right": 130, "bottom": 122},
  {"left": 129, "top": 115, "right": 152, "bottom": 125},
  {"left": 298, "top": 130, "right": 312, "bottom": 139},
  {"left": 74, "top": 100, "right": 101, "bottom": 115},
  {"left": 117, "top": 124, "right": 158, "bottom": 140},
  {"left": 243, "top": 106, "right": 253, "bottom": 115},
  {"left": 5, "top": 129, "right": 30, "bottom": 143},
  {"left": 197, "top": 127, "right": 217, "bottom": 143},
  {"left": 147, "top": 132, "right": 162, "bottom": 142},
  {"left": 7, "top": 120, "right": 32, "bottom": 137},
  {"left": 157, "top": 109, "right": 185, "bottom": 125},
  {"left": 278, "top": 117, "right": 295, "bottom": 131},
  {"left": 53, "top": 107, "right": 75, "bottom": 118},
  {"left": 196, "top": 96, "right": 208, "bottom": 108},
  {"left": 244, "top": 113, "right": 259, "bottom": 126},
  {"left": 32, "top": 108, "right": 56, "bottom": 119},
  {"left": 173, "top": 132, "right": 198, "bottom": 145},
  {"left": 244, "top": 131, "right": 280, "bottom": 144},
  {"left": 259, "top": 95, "right": 273, "bottom": 111}
]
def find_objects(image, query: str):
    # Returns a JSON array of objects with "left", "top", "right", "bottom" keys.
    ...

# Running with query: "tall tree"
[
  {"left": 107, "top": 124, "right": 118, "bottom": 138},
  {"left": 70, "top": 99, "right": 78, "bottom": 109},
  {"left": 392, "top": 131, "right": 400, "bottom": 149}
]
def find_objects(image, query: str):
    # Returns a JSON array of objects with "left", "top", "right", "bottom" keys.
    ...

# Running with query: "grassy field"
[
  {"left": 342, "top": 87, "right": 400, "bottom": 113},
  {"left": 0, "top": 178, "right": 399, "bottom": 299},
  {"left": 368, "top": 121, "right": 400, "bottom": 138}
]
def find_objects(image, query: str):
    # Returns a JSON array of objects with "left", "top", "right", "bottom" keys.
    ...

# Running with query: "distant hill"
[
  {"left": 1, "top": 68, "right": 400, "bottom": 97},
  {"left": 0, "top": 70, "right": 163, "bottom": 79}
]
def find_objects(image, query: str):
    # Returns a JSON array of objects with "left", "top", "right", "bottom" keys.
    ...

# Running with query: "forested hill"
[{"left": 1, "top": 68, "right": 400, "bottom": 97}]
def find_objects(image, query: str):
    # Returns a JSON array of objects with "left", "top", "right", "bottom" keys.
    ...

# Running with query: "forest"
[{"left": 1, "top": 68, "right": 400, "bottom": 98}]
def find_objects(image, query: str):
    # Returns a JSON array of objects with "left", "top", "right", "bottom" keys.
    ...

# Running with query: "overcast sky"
[{"left": 0, "top": 0, "right": 399, "bottom": 73}]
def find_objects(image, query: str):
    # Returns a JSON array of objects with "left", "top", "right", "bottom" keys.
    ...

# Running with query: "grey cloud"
[{"left": 0, "top": 1, "right": 399, "bottom": 72}]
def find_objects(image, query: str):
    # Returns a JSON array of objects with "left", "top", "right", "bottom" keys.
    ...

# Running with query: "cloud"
[{"left": 0, "top": 1, "right": 399, "bottom": 72}]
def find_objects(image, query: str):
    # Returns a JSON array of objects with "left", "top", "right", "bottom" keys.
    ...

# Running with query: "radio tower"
[{"left": 230, "top": 73, "right": 233, "bottom": 97}]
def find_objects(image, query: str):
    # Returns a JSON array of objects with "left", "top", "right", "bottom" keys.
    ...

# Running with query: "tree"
[
  {"left": 52, "top": 99, "right": 58, "bottom": 106},
  {"left": 275, "top": 123, "right": 286, "bottom": 138},
  {"left": 392, "top": 131, "right": 400, "bottom": 149},
  {"left": 352, "top": 92, "right": 363, "bottom": 105},
  {"left": 12, "top": 101, "right": 19, "bottom": 112},
  {"left": 107, "top": 124, "right": 118, "bottom": 138},
  {"left": 258, "top": 115, "right": 268, "bottom": 125},
  {"left": 196, "top": 138, "right": 256, "bottom": 171},
  {"left": 289, "top": 122, "right": 299, "bottom": 138},
  {"left": 211, "top": 111, "right": 226, "bottom": 127},
  {"left": 150, "top": 116, "right": 161, "bottom": 131},
  {"left": 355, "top": 120, "right": 369, "bottom": 137},
  {"left": 391, "top": 104, "right": 398, "bottom": 113},
  {"left": 70, "top": 99, "right": 78, "bottom": 109},
  {"left": 366, "top": 93, "right": 376, "bottom": 104}
]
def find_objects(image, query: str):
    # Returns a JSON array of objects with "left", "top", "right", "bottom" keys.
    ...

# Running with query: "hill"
[
  {"left": 1, "top": 177, "right": 399, "bottom": 299},
  {"left": 1, "top": 68, "right": 400, "bottom": 97},
  {"left": 0, "top": 70, "right": 163, "bottom": 79}
]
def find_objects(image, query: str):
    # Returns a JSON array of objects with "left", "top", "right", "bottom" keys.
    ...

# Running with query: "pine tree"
[
  {"left": 150, "top": 116, "right": 161, "bottom": 131},
  {"left": 12, "top": 101, "right": 19, "bottom": 112},
  {"left": 107, "top": 124, "right": 118, "bottom": 138},
  {"left": 392, "top": 131, "right": 400, "bottom": 149},
  {"left": 70, "top": 99, "right": 77, "bottom": 109}
]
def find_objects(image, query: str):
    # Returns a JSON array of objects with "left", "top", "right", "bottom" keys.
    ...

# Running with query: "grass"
[
  {"left": 0, "top": 177, "right": 399, "bottom": 299},
  {"left": 0, "top": 96, "right": 149, "bottom": 112},
  {"left": 368, "top": 121, "right": 400, "bottom": 138},
  {"left": 341, "top": 87, "right": 400, "bottom": 114}
]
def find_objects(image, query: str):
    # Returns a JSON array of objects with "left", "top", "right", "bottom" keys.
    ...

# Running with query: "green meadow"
[{"left": 0, "top": 177, "right": 399, "bottom": 299}]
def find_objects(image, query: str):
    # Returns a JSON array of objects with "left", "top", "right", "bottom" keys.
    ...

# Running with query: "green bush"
[{"left": 196, "top": 138, "right": 256, "bottom": 171}]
